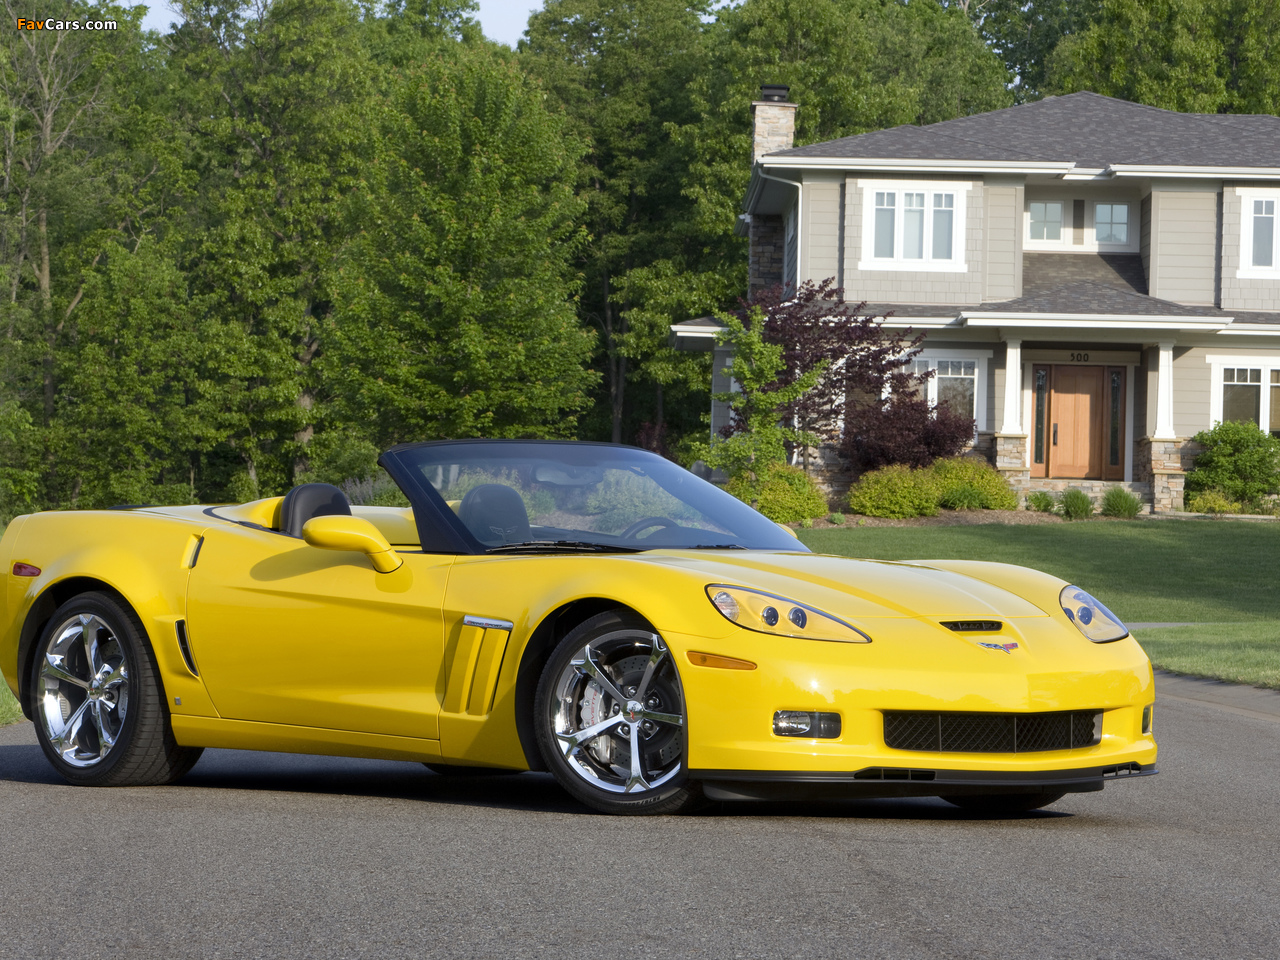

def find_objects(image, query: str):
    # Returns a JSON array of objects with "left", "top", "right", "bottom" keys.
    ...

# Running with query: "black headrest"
[
  {"left": 280, "top": 482, "right": 352, "bottom": 538},
  {"left": 457, "top": 484, "right": 530, "bottom": 545}
]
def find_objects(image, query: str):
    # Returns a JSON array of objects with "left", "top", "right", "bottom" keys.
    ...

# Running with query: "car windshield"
[{"left": 391, "top": 441, "right": 808, "bottom": 553}]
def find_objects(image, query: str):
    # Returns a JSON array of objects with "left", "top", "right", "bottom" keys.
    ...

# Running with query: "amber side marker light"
[
  {"left": 12, "top": 563, "right": 40, "bottom": 577},
  {"left": 687, "top": 651, "right": 757, "bottom": 670}
]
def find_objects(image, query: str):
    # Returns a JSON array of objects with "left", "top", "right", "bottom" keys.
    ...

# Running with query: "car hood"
[{"left": 641, "top": 551, "right": 1051, "bottom": 621}]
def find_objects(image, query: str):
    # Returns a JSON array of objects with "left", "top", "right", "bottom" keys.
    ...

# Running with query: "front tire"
[
  {"left": 534, "top": 610, "right": 701, "bottom": 815},
  {"left": 31, "top": 592, "right": 202, "bottom": 786}
]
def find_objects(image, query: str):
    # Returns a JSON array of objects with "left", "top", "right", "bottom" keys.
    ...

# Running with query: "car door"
[{"left": 185, "top": 523, "right": 452, "bottom": 740}]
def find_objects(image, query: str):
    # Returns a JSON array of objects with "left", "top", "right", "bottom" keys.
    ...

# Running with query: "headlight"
[
  {"left": 1059, "top": 585, "right": 1129, "bottom": 643},
  {"left": 706, "top": 585, "right": 871, "bottom": 643}
]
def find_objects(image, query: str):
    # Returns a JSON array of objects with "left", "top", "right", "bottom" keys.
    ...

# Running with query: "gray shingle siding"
[
  {"left": 983, "top": 184, "right": 1021, "bottom": 301},
  {"left": 1172, "top": 346, "right": 1210, "bottom": 436},
  {"left": 1221, "top": 183, "right": 1280, "bottom": 312},
  {"left": 1151, "top": 190, "right": 1217, "bottom": 305},
  {"left": 801, "top": 179, "right": 842, "bottom": 286}
]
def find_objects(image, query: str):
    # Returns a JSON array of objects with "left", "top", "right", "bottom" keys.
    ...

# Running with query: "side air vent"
[
  {"left": 885, "top": 710, "right": 1103, "bottom": 753},
  {"left": 175, "top": 620, "right": 199, "bottom": 677},
  {"left": 941, "top": 620, "right": 1003, "bottom": 633}
]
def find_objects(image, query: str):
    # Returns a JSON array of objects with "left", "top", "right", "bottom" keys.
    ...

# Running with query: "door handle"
[{"left": 1052, "top": 423, "right": 1058, "bottom": 446}]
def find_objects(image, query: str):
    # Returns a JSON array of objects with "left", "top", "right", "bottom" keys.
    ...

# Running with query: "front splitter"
[{"left": 691, "top": 762, "right": 1157, "bottom": 801}]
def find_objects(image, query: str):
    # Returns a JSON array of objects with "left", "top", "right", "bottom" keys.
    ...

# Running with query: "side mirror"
[
  {"left": 776, "top": 522, "right": 800, "bottom": 540},
  {"left": 301, "top": 515, "right": 404, "bottom": 573}
]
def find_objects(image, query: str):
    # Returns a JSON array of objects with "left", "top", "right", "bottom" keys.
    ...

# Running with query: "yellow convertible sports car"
[{"left": 0, "top": 440, "right": 1156, "bottom": 814}]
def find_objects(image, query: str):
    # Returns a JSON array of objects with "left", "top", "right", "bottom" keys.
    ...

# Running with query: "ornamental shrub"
[
  {"left": 1185, "top": 420, "right": 1280, "bottom": 503},
  {"left": 1185, "top": 488, "right": 1242, "bottom": 514},
  {"left": 1099, "top": 486, "right": 1142, "bottom": 519},
  {"left": 729, "top": 462, "right": 827, "bottom": 524},
  {"left": 1059, "top": 488, "right": 1094, "bottom": 520},
  {"left": 939, "top": 483, "right": 985, "bottom": 510},
  {"left": 827, "top": 512, "right": 846, "bottom": 525},
  {"left": 1026, "top": 491, "right": 1056, "bottom": 513},
  {"left": 931, "top": 456, "right": 1018, "bottom": 510},
  {"left": 847, "top": 464, "right": 940, "bottom": 518}
]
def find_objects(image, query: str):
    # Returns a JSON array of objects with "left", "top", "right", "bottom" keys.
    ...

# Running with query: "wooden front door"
[
  {"left": 1051, "top": 365, "right": 1105, "bottom": 478},
  {"left": 1030, "top": 363, "right": 1127, "bottom": 481}
]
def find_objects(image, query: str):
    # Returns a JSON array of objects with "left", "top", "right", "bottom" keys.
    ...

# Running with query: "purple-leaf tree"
[{"left": 739, "top": 279, "right": 973, "bottom": 472}]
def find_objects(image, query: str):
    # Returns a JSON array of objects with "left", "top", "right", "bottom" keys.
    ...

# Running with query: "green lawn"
[
  {"left": 798, "top": 521, "right": 1280, "bottom": 688},
  {"left": 0, "top": 682, "right": 21, "bottom": 726}
]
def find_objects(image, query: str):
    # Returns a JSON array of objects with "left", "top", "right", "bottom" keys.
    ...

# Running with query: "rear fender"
[{"left": 11, "top": 522, "right": 217, "bottom": 720}]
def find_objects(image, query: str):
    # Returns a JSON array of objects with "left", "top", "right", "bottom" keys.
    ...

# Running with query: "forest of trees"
[{"left": 1, "top": 0, "right": 1277, "bottom": 519}]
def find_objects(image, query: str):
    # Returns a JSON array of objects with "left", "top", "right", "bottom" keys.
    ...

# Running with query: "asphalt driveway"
[{"left": 0, "top": 677, "right": 1276, "bottom": 960}]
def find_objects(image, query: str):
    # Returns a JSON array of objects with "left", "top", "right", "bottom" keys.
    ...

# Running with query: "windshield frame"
[{"left": 378, "top": 439, "right": 811, "bottom": 556}]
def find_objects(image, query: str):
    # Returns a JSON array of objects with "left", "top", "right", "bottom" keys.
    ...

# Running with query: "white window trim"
[
  {"left": 911, "top": 348, "right": 992, "bottom": 433},
  {"left": 1027, "top": 200, "right": 1068, "bottom": 248},
  {"left": 1023, "top": 198, "right": 1140, "bottom": 254},
  {"left": 1205, "top": 353, "right": 1280, "bottom": 432},
  {"left": 858, "top": 179, "right": 970, "bottom": 273},
  {"left": 1235, "top": 188, "right": 1280, "bottom": 279}
]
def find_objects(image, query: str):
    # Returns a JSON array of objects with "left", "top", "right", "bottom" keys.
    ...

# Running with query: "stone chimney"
[
  {"left": 751, "top": 84, "right": 796, "bottom": 161},
  {"left": 747, "top": 85, "right": 795, "bottom": 298}
]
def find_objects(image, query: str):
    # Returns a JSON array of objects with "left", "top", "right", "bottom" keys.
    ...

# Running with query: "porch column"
[
  {"left": 1154, "top": 340, "right": 1176, "bottom": 439},
  {"left": 1000, "top": 339, "right": 1022, "bottom": 433}
]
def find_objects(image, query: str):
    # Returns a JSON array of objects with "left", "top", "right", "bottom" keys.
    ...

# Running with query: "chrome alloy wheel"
[
  {"left": 36, "top": 613, "right": 131, "bottom": 768},
  {"left": 549, "top": 629, "right": 685, "bottom": 794}
]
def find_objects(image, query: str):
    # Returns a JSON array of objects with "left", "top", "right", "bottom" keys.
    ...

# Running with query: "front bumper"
[
  {"left": 665, "top": 619, "right": 1159, "bottom": 779},
  {"left": 694, "top": 762, "right": 1157, "bottom": 801}
]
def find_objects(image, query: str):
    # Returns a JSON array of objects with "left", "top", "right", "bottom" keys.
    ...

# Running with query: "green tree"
[
  {"left": 701, "top": 304, "right": 827, "bottom": 479},
  {"left": 520, "top": 0, "right": 712, "bottom": 444},
  {"left": 969, "top": 0, "right": 1104, "bottom": 101},
  {"left": 169, "top": 0, "right": 372, "bottom": 496},
  {"left": 1046, "top": 0, "right": 1228, "bottom": 111},
  {"left": 325, "top": 44, "right": 597, "bottom": 444}
]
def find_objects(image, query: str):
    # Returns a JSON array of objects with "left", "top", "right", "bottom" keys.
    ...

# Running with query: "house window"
[
  {"left": 912, "top": 357, "right": 980, "bottom": 424},
  {"left": 1223, "top": 368, "right": 1261, "bottom": 425},
  {"left": 1235, "top": 190, "right": 1280, "bottom": 278},
  {"left": 874, "top": 192, "right": 895, "bottom": 258},
  {"left": 860, "top": 180, "right": 969, "bottom": 272},
  {"left": 1096, "top": 203, "right": 1129, "bottom": 245},
  {"left": 1253, "top": 199, "right": 1274, "bottom": 268},
  {"left": 1029, "top": 201, "right": 1062, "bottom": 241},
  {"left": 1208, "top": 357, "right": 1280, "bottom": 436}
]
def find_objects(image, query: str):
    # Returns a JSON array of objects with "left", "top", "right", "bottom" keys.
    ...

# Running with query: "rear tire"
[
  {"left": 30, "top": 592, "right": 202, "bottom": 786},
  {"left": 534, "top": 610, "right": 702, "bottom": 815},
  {"left": 941, "top": 791, "right": 1066, "bottom": 813}
]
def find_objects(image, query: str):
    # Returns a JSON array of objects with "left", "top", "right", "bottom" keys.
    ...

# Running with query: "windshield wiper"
[
  {"left": 687, "top": 543, "right": 748, "bottom": 550},
  {"left": 485, "top": 540, "right": 643, "bottom": 554}
]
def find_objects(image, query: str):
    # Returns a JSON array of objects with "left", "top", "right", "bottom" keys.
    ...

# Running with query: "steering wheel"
[{"left": 620, "top": 516, "right": 681, "bottom": 540}]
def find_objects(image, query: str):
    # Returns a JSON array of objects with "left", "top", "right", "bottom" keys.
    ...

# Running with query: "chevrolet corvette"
[{"left": 0, "top": 440, "right": 1156, "bottom": 814}]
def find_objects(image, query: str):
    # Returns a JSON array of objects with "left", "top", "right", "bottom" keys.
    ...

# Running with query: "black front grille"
[{"left": 884, "top": 710, "right": 1102, "bottom": 753}]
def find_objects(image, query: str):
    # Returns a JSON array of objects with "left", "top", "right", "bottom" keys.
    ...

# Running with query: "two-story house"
[{"left": 675, "top": 89, "right": 1280, "bottom": 512}]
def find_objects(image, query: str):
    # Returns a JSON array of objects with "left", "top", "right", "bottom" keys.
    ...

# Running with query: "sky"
[{"left": 135, "top": 2, "right": 543, "bottom": 48}]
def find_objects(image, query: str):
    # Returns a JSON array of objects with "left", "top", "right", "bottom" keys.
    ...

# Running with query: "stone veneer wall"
[{"left": 749, "top": 214, "right": 785, "bottom": 299}]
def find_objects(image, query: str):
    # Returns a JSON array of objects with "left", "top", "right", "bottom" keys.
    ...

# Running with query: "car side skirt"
[{"left": 691, "top": 763, "right": 1157, "bottom": 801}]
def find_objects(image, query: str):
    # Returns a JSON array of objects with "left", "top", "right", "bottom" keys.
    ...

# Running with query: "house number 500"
[{"left": 1070, "top": 352, "right": 1089, "bottom": 362}]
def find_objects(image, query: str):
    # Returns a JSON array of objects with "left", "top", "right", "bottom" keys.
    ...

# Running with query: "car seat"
[
  {"left": 457, "top": 484, "right": 531, "bottom": 545},
  {"left": 280, "top": 482, "right": 353, "bottom": 538}
]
